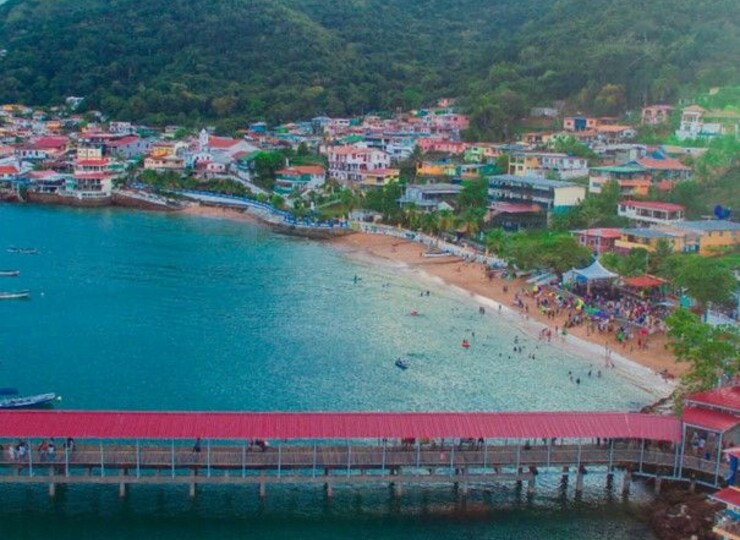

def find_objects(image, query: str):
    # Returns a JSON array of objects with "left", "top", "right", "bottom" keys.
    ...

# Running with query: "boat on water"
[
  {"left": 0, "top": 290, "right": 30, "bottom": 300},
  {"left": 7, "top": 247, "right": 39, "bottom": 255},
  {"left": 395, "top": 358, "right": 409, "bottom": 370},
  {"left": 0, "top": 392, "right": 57, "bottom": 409},
  {"left": 0, "top": 270, "right": 20, "bottom": 277}
]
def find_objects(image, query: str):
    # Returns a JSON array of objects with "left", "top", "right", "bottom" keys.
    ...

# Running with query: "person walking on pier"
[{"left": 192, "top": 437, "right": 202, "bottom": 457}]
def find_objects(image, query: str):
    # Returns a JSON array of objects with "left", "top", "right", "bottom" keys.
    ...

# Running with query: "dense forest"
[{"left": 0, "top": 0, "right": 738, "bottom": 128}]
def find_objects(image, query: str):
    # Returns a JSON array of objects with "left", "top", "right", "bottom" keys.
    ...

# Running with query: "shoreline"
[{"left": 332, "top": 233, "right": 679, "bottom": 400}]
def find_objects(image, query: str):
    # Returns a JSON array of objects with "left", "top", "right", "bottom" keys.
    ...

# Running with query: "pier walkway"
[{"left": 0, "top": 410, "right": 731, "bottom": 498}]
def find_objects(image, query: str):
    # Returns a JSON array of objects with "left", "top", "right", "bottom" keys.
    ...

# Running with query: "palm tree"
[
  {"left": 404, "top": 203, "right": 421, "bottom": 230},
  {"left": 420, "top": 211, "right": 439, "bottom": 234},
  {"left": 437, "top": 209, "right": 455, "bottom": 233}
]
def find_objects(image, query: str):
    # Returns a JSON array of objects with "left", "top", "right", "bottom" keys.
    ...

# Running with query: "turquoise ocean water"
[{"left": 0, "top": 204, "right": 656, "bottom": 538}]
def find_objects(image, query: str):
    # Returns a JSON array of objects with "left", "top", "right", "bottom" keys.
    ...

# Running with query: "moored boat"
[
  {"left": 395, "top": 358, "right": 409, "bottom": 370},
  {"left": 0, "top": 270, "right": 20, "bottom": 277},
  {"left": 0, "top": 290, "right": 30, "bottom": 300},
  {"left": 422, "top": 250, "right": 452, "bottom": 258},
  {"left": 0, "top": 392, "right": 57, "bottom": 409}
]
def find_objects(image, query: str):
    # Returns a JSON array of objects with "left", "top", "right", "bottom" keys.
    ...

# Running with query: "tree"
[
  {"left": 675, "top": 256, "right": 736, "bottom": 316},
  {"left": 666, "top": 309, "right": 740, "bottom": 401},
  {"left": 437, "top": 209, "right": 455, "bottom": 233},
  {"left": 252, "top": 151, "right": 285, "bottom": 191},
  {"left": 648, "top": 239, "right": 674, "bottom": 274},
  {"left": 457, "top": 177, "right": 488, "bottom": 212}
]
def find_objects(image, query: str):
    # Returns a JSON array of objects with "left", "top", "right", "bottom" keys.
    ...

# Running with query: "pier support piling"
[
  {"left": 575, "top": 465, "right": 586, "bottom": 495},
  {"left": 654, "top": 476, "right": 662, "bottom": 495},
  {"left": 48, "top": 482, "right": 56, "bottom": 498},
  {"left": 621, "top": 471, "right": 632, "bottom": 497},
  {"left": 561, "top": 466, "right": 569, "bottom": 485},
  {"left": 259, "top": 480, "right": 266, "bottom": 499}
]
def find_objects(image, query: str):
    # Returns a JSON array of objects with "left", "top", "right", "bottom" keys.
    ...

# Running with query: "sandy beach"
[
  {"left": 332, "top": 232, "right": 683, "bottom": 395},
  {"left": 178, "top": 202, "right": 679, "bottom": 397}
]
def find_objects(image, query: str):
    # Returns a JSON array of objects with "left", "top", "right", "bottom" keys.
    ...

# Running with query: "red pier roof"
[
  {"left": 0, "top": 411, "right": 681, "bottom": 441},
  {"left": 686, "top": 386, "right": 740, "bottom": 414}
]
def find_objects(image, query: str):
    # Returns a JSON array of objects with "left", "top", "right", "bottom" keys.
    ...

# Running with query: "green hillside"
[{"left": 0, "top": 0, "right": 737, "bottom": 127}]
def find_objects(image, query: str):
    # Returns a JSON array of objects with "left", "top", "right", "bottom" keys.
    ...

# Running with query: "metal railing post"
[
  {"left": 639, "top": 439, "right": 645, "bottom": 474},
  {"left": 206, "top": 439, "right": 211, "bottom": 478},
  {"left": 346, "top": 444, "right": 351, "bottom": 477},
  {"left": 415, "top": 442, "right": 420, "bottom": 472},
  {"left": 242, "top": 442, "right": 246, "bottom": 478},
  {"left": 381, "top": 441, "right": 386, "bottom": 476},
  {"left": 714, "top": 432, "right": 724, "bottom": 486},
  {"left": 278, "top": 444, "right": 282, "bottom": 478},
  {"left": 483, "top": 440, "right": 488, "bottom": 470},
  {"left": 312, "top": 443, "right": 317, "bottom": 479},
  {"left": 677, "top": 424, "right": 687, "bottom": 479},
  {"left": 516, "top": 443, "right": 521, "bottom": 472},
  {"left": 28, "top": 440, "right": 33, "bottom": 477},
  {"left": 100, "top": 442, "right": 105, "bottom": 477},
  {"left": 608, "top": 439, "right": 614, "bottom": 472},
  {"left": 450, "top": 445, "right": 455, "bottom": 475},
  {"left": 65, "top": 445, "right": 69, "bottom": 477},
  {"left": 136, "top": 440, "right": 140, "bottom": 478},
  {"left": 171, "top": 440, "right": 175, "bottom": 478},
  {"left": 547, "top": 440, "right": 551, "bottom": 468}
]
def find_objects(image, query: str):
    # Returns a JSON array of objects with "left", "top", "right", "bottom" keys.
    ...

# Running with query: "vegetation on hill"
[{"left": 0, "top": 0, "right": 737, "bottom": 128}]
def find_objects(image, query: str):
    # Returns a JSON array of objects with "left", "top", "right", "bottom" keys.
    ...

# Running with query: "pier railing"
[{"left": 0, "top": 440, "right": 727, "bottom": 497}]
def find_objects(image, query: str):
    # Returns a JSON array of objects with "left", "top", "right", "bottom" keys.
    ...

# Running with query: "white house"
[{"left": 327, "top": 145, "right": 391, "bottom": 184}]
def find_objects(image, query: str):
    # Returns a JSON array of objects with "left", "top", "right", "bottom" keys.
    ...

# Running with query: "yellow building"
[
  {"left": 669, "top": 221, "right": 740, "bottom": 255},
  {"left": 614, "top": 228, "right": 687, "bottom": 255},
  {"left": 360, "top": 168, "right": 400, "bottom": 189},
  {"left": 508, "top": 153, "right": 542, "bottom": 176},
  {"left": 416, "top": 161, "right": 456, "bottom": 177}
]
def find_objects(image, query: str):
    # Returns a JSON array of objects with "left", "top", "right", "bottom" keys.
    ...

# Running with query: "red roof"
[
  {"left": 623, "top": 275, "right": 666, "bottom": 288},
  {"left": 107, "top": 136, "right": 139, "bottom": 147},
  {"left": 0, "top": 411, "right": 680, "bottom": 441},
  {"left": 0, "top": 165, "right": 18, "bottom": 175},
  {"left": 621, "top": 200, "right": 685, "bottom": 212},
  {"left": 32, "top": 136, "right": 68, "bottom": 149},
  {"left": 208, "top": 136, "right": 241, "bottom": 149},
  {"left": 682, "top": 407, "right": 740, "bottom": 432},
  {"left": 712, "top": 487, "right": 740, "bottom": 507},
  {"left": 687, "top": 387, "right": 740, "bottom": 414},
  {"left": 637, "top": 157, "right": 690, "bottom": 171},
  {"left": 292, "top": 165, "right": 325, "bottom": 175}
]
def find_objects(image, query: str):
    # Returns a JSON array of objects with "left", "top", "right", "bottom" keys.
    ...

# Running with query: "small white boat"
[
  {"left": 0, "top": 392, "right": 57, "bottom": 409},
  {"left": 0, "top": 290, "right": 30, "bottom": 300},
  {"left": 0, "top": 270, "right": 20, "bottom": 277},
  {"left": 422, "top": 250, "right": 451, "bottom": 258},
  {"left": 7, "top": 247, "right": 39, "bottom": 255}
]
